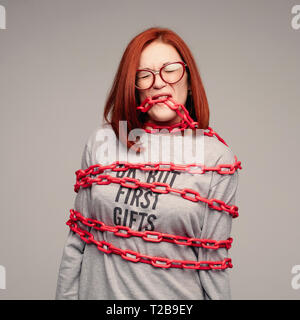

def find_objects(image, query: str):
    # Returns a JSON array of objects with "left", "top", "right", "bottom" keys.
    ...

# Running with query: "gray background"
[{"left": 0, "top": 0, "right": 299, "bottom": 300}]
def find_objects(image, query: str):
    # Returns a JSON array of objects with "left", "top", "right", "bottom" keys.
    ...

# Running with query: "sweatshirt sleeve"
[
  {"left": 197, "top": 149, "right": 239, "bottom": 300},
  {"left": 55, "top": 142, "right": 92, "bottom": 300}
]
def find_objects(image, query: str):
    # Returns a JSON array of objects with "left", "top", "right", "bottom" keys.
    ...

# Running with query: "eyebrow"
[{"left": 138, "top": 62, "right": 171, "bottom": 70}]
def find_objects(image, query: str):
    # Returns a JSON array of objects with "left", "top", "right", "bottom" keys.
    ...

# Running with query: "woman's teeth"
[{"left": 154, "top": 95, "right": 169, "bottom": 100}]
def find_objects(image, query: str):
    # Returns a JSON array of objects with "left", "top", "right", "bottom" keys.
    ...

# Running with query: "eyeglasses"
[{"left": 135, "top": 61, "right": 187, "bottom": 90}]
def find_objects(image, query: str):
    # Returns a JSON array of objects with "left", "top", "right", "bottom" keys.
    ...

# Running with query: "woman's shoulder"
[
  {"left": 85, "top": 121, "right": 115, "bottom": 148},
  {"left": 83, "top": 121, "right": 120, "bottom": 165},
  {"left": 203, "top": 130, "right": 237, "bottom": 167}
]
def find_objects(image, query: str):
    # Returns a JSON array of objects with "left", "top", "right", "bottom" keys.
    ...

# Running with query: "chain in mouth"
[{"left": 137, "top": 96, "right": 199, "bottom": 132}]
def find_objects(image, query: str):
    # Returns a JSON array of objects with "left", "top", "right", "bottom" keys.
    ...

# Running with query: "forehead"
[{"left": 138, "top": 41, "right": 182, "bottom": 69}]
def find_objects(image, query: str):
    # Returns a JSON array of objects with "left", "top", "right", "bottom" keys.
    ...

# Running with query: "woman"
[{"left": 55, "top": 27, "right": 241, "bottom": 300}]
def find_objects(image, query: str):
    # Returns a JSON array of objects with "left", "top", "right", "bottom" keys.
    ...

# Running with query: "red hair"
[{"left": 103, "top": 27, "right": 210, "bottom": 152}]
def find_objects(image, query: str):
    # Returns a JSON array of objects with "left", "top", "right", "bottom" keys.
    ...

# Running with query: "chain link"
[
  {"left": 74, "top": 173, "right": 239, "bottom": 218},
  {"left": 68, "top": 209, "right": 233, "bottom": 250},
  {"left": 76, "top": 155, "right": 241, "bottom": 179},
  {"left": 67, "top": 216, "right": 233, "bottom": 270},
  {"left": 137, "top": 96, "right": 199, "bottom": 133}
]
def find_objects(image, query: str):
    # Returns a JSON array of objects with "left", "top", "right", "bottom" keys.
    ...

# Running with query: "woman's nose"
[{"left": 153, "top": 73, "right": 166, "bottom": 89}]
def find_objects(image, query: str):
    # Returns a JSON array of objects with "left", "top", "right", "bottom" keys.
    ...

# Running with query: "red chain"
[
  {"left": 66, "top": 211, "right": 233, "bottom": 270},
  {"left": 74, "top": 171, "right": 239, "bottom": 218},
  {"left": 68, "top": 209, "right": 233, "bottom": 250},
  {"left": 137, "top": 96, "right": 199, "bottom": 133},
  {"left": 137, "top": 96, "right": 230, "bottom": 147},
  {"left": 76, "top": 155, "right": 241, "bottom": 178},
  {"left": 66, "top": 96, "right": 242, "bottom": 271}
]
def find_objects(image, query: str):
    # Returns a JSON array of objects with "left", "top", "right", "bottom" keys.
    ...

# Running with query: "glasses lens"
[
  {"left": 136, "top": 70, "right": 153, "bottom": 89},
  {"left": 161, "top": 63, "right": 184, "bottom": 84}
]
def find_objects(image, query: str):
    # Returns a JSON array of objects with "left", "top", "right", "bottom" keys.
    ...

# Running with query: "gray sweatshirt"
[{"left": 55, "top": 122, "right": 239, "bottom": 300}]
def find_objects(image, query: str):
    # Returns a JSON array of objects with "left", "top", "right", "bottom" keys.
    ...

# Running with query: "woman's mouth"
[
  {"left": 152, "top": 96, "right": 171, "bottom": 105},
  {"left": 154, "top": 95, "right": 169, "bottom": 99},
  {"left": 151, "top": 94, "right": 172, "bottom": 101}
]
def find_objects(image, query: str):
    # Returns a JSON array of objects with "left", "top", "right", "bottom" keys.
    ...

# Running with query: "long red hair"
[{"left": 103, "top": 27, "right": 210, "bottom": 152}]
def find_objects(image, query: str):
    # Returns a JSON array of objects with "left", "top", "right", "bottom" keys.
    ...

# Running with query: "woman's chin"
[
  {"left": 149, "top": 116, "right": 178, "bottom": 124},
  {"left": 148, "top": 111, "right": 178, "bottom": 123}
]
